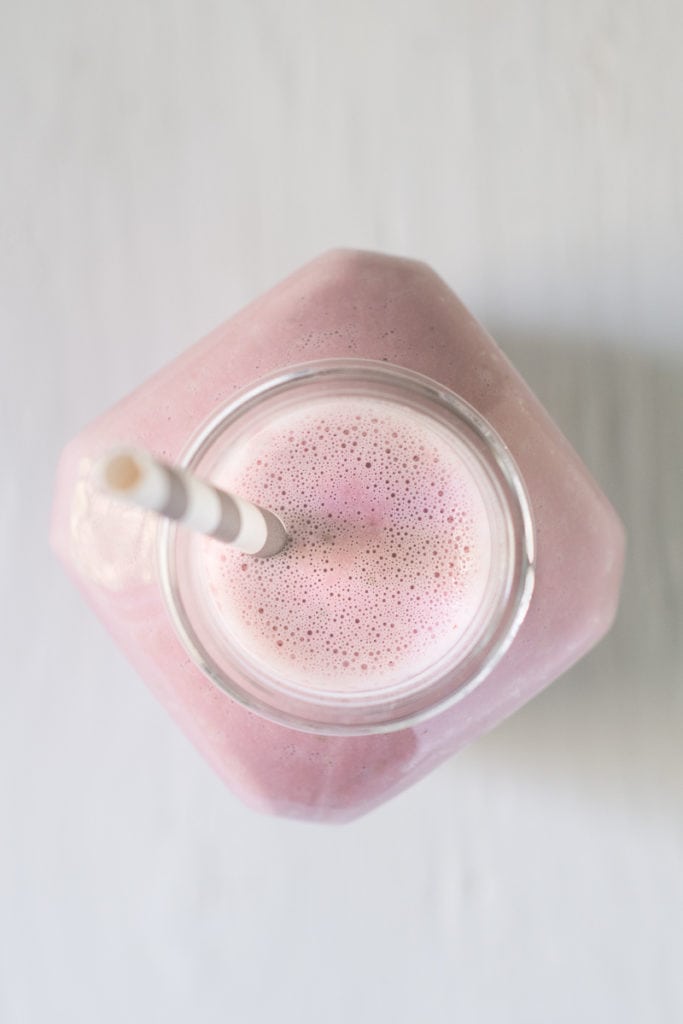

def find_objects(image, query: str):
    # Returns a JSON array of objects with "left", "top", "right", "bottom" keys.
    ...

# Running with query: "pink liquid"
[
  {"left": 201, "top": 396, "right": 492, "bottom": 692},
  {"left": 51, "top": 250, "right": 625, "bottom": 822}
]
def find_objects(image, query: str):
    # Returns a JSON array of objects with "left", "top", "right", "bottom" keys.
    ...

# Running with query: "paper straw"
[{"left": 94, "top": 448, "right": 289, "bottom": 557}]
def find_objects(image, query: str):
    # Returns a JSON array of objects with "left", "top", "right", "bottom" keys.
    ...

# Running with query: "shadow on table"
[{"left": 462, "top": 331, "right": 683, "bottom": 825}]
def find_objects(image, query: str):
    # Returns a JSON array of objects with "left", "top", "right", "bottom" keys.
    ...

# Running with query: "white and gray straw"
[{"left": 95, "top": 448, "right": 289, "bottom": 557}]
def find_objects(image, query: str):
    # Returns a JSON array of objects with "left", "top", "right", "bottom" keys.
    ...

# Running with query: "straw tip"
[{"left": 93, "top": 448, "right": 146, "bottom": 495}]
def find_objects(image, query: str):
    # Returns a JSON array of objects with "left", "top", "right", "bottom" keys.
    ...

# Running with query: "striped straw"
[{"left": 94, "top": 448, "right": 289, "bottom": 557}]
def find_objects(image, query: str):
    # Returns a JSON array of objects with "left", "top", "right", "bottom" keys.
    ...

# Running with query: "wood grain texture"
[{"left": 1, "top": 2, "right": 681, "bottom": 1022}]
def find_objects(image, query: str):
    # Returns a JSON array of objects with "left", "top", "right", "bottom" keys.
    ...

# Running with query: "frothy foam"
[{"left": 200, "top": 397, "right": 492, "bottom": 692}]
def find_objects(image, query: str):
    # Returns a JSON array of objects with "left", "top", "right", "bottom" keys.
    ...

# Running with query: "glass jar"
[{"left": 52, "top": 250, "right": 625, "bottom": 821}]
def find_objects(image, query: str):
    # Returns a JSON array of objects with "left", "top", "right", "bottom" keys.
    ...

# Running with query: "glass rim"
[{"left": 158, "top": 358, "right": 536, "bottom": 735}]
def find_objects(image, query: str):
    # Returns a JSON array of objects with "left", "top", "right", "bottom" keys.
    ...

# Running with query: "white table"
[{"left": 2, "top": 2, "right": 681, "bottom": 1021}]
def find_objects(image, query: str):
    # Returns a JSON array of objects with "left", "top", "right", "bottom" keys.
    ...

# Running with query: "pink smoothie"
[
  {"left": 200, "top": 396, "right": 492, "bottom": 694},
  {"left": 51, "top": 250, "right": 625, "bottom": 822}
]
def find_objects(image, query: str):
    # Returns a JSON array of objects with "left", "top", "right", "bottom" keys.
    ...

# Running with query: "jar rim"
[{"left": 158, "top": 359, "right": 535, "bottom": 735}]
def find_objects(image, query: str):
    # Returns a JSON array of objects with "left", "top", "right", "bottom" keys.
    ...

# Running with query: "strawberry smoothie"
[{"left": 51, "top": 250, "right": 625, "bottom": 821}]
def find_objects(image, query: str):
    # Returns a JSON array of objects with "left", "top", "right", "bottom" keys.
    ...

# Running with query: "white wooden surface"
[{"left": 2, "top": 2, "right": 682, "bottom": 1022}]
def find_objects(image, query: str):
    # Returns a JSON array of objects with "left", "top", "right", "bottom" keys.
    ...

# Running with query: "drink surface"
[{"left": 200, "top": 395, "right": 492, "bottom": 692}]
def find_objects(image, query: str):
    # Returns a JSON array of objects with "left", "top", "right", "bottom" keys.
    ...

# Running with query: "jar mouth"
[{"left": 158, "top": 359, "right": 535, "bottom": 735}]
